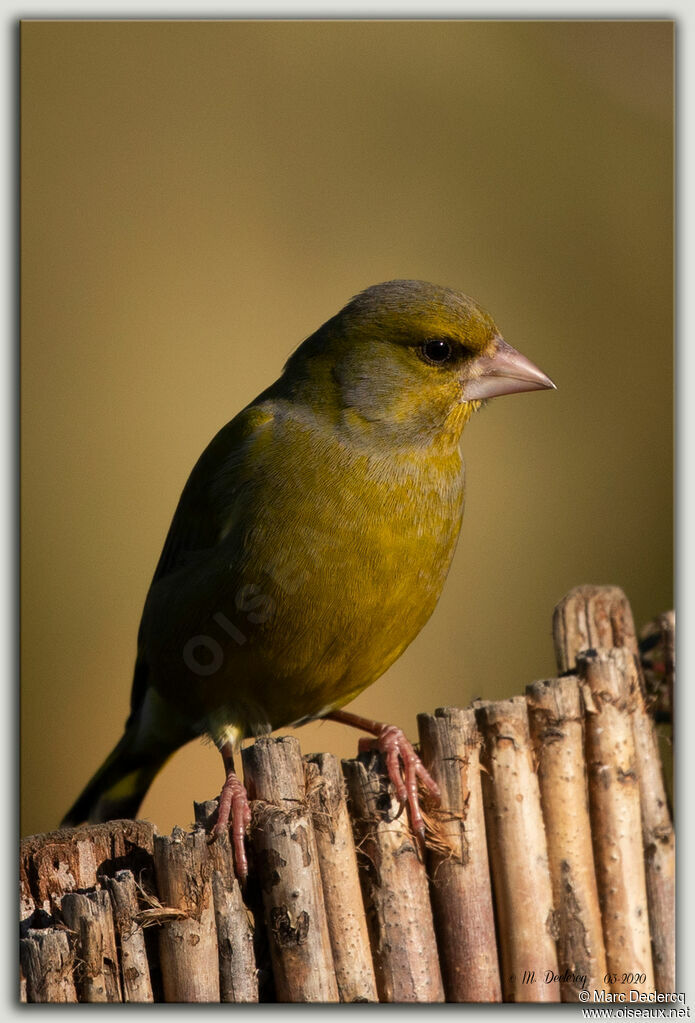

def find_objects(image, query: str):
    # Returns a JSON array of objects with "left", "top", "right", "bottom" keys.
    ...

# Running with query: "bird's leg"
[
  {"left": 211, "top": 741, "right": 252, "bottom": 881},
  {"left": 323, "top": 708, "right": 440, "bottom": 844}
]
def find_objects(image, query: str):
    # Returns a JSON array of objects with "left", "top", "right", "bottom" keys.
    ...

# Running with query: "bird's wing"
[
  {"left": 128, "top": 402, "right": 274, "bottom": 720},
  {"left": 150, "top": 402, "right": 274, "bottom": 585}
]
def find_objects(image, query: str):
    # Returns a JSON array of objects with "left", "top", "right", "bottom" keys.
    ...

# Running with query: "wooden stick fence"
[{"left": 19, "top": 584, "right": 675, "bottom": 1003}]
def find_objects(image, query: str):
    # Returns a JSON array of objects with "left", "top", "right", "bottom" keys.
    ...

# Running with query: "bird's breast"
[
  {"left": 226, "top": 425, "right": 466, "bottom": 720},
  {"left": 247, "top": 423, "right": 464, "bottom": 600}
]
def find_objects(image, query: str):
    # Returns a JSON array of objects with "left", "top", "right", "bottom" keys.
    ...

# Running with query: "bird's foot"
[
  {"left": 357, "top": 725, "right": 440, "bottom": 845},
  {"left": 211, "top": 765, "right": 252, "bottom": 882},
  {"left": 323, "top": 709, "right": 440, "bottom": 848}
]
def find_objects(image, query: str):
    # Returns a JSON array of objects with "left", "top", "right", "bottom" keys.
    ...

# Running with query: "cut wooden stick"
[
  {"left": 242, "top": 736, "right": 339, "bottom": 1003},
  {"left": 343, "top": 751, "right": 445, "bottom": 1003},
  {"left": 242, "top": 734, "right": 307, "bottom": 805},
  {"left": 526, "top": 678, "right": 607, "bottom": 1000},
  {"left": 193, "top": 798, "right": 259, "bottom": 1004},
  {"left": 152, "top": 828, "right": 220, "bottom": 1002},
  {"left": 554, "top": 586, "right": 675, "bottom": 992},
  {"left": 305, "top": 752, "right": 378, "bottom": 1003},
  {"left": 104, "top": 869, "right": 154, "bottom": 1003},
  {"left": 20, "top": 820, "right": 155, "bottom": 924},
  {"left": 60, "top": 888, "right": 122, "bottom": 1002},
  {"left": 211, "top": 870, "right": 259, "bottom": 1003},
  {"left": 247, "top": 803, "right": 340, "bottom": 1002},
  {"left": 474, "top": 696, "right": 560, "bottom": 1003},
  {"left": 417, "top": 706, "right": 501, "bottom": 1002},
  {"left": 608, "top": 650, "right": 675, "bottom": 994},
  {"left": 553, "top": 584, "right": 639, "bottom": 674},
  {"left": 577, "top": 648, "right": 655, "bottom": 995},
  {"left": 19, "top": 927, "right": 78, "bottom": 1003}
]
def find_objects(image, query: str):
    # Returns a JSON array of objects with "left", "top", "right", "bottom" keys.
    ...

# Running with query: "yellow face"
[{"left": 282, "top": 279, "right": 502, "bottom": 448}]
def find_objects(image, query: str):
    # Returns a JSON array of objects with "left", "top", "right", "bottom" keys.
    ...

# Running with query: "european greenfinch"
[{"left": 62, "top": 279, "right": 554, "bottom": 875}]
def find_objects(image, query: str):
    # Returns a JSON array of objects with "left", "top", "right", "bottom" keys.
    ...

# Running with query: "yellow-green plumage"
[{"left": 62, "top": 279, "right": 552, "bottom": 826}]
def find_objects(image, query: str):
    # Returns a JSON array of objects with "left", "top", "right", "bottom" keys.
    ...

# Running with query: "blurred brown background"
[{"left": 21, "top": 20, "right": 673, "bottom": 838}]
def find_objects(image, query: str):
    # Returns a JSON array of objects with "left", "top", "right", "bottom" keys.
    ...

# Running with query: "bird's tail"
[{"left": 60, "top": 726, "right": 172, "bottom": 826}]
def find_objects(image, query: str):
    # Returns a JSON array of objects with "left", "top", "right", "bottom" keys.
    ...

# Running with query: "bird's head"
[{"left": 282, "top": 280, "right": 555, "bottom": 449}]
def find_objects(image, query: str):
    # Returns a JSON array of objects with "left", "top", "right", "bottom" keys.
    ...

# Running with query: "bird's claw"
[
  {"left": 211, "top": 771, "right": 252, "bottom": 882},
  {"left": 358, "top": 724, "right": 440, "bottom": 849}
]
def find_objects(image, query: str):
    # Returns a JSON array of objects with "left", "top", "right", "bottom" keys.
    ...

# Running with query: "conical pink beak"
[{"left": 462, "top": 337, "right": 556, "bottom": 401}]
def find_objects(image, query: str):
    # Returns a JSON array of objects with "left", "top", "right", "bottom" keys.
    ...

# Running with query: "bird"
[{"left": 61, "top": 279, "right": 555, "bottom": 876}]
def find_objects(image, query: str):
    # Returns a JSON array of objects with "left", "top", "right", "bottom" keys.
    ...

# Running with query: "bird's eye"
[{"left": 421, "top": 339, "right": 453, "bottom": 365}]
